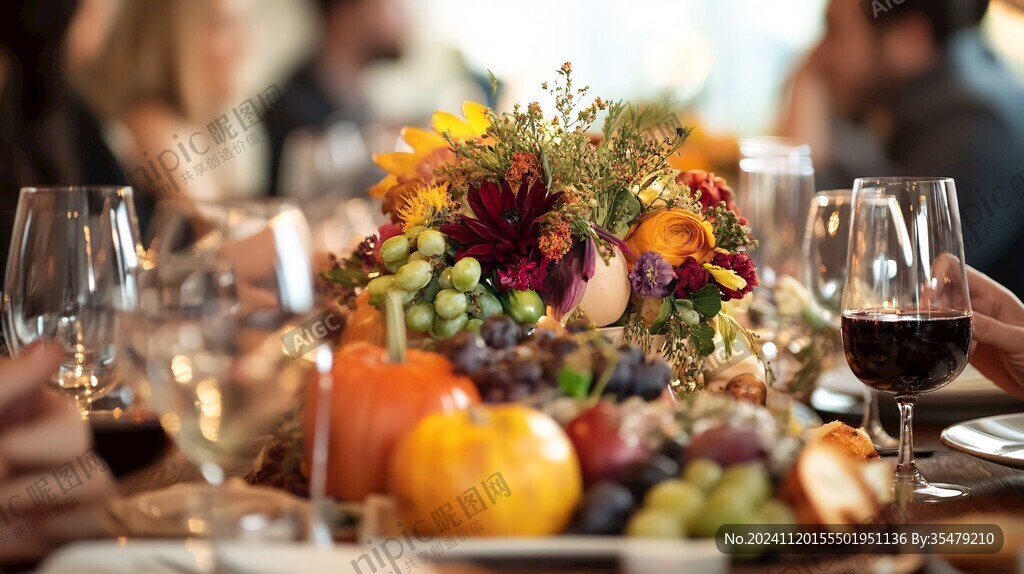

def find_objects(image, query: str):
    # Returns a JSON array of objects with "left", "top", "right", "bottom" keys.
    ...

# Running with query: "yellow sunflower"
[
  {"left": 396, "top": 183, "right": 456, "bottom": 231},
  {"left": 369, "top": 101, "right": 491, "bottom": 199}
]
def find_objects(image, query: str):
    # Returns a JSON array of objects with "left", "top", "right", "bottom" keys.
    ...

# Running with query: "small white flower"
[{"left": 775, "top": 275, "right": 812, "bottom": 317}]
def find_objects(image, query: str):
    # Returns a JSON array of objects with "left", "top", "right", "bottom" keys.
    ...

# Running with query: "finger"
[
  {"left": 0, "top": 456, "right": 113, "bottom": 519},
  {"left": 0, "top": 388, "right": 49, "bottom": 433},
  {"left": 966, "top": 266, "right": 1000, "bottom": 315},
  {"left": 970, "top": 344, "right": 1024, "bottom": 400},
  {"left": 967, "top": 266, "right": 1024, "bottom": 322},
  {"left": 38, "top": 491, "right": 119, "bottom": 549},
  {"left": 972, "top": 313, "right": 1024, "bottom": 352},
  {"left": 0, "top": 342, "right": 63, "bottom": 407},
  {"left": 0, "top": 472, "right": 116, "bottom": 564},
  {"left": 921, "top": 253, "right": 965, "bottom": 307},
  {"left": 0, "top": 392, "right": 90, "bottom": 476}
]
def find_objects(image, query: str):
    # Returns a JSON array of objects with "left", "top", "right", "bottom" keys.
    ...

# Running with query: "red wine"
[
  {"left": 91, "top": 418, "right": 171, "bottom": 477},
  {"left": 841, "top": 308, "right": 972, "bottom": 397}
]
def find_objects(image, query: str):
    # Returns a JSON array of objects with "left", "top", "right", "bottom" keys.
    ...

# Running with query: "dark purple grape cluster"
[
  {"left": 600, "top": 345, "right": 673, "bottom": 401},
  {"left": 436, "top": 316, "right": 673, "bottom": 403},
  {"left": 247, "top": 441, "right": 309, "bottom": 497},
  {"left": 438, "top": 316, "right": 548, "bottom": 402},
  {"left": 568, "top": 452, "right": 683, "bottom": 536},
  {"left": 479, "top": 314, "right": 522, "bottom": 350}
]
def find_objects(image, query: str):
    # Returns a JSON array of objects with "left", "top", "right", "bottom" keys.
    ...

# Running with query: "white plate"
[
  {"left": 39, "top": 538, "right": 725, "bottom": 574},
  {"left": 818, "top": 363, "right": 1005, "bottom": 406},
  {"left": 38, "top": 540, "right": 440, "bottom": 574},
  {"left": 941, "top": 413, "right": 1024, "bottom": 470}
]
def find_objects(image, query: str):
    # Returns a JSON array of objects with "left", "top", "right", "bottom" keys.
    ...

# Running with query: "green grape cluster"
[
  {"left": 626, "top": 459, "right": 796, "bottom": 539},
  {"left": 369, "top": 228, "right": 503, "bottom": 340}
]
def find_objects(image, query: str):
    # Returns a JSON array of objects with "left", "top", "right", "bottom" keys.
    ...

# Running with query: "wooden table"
[{"left": 431, "top": 410, "right": 1024, "bottom": 574}]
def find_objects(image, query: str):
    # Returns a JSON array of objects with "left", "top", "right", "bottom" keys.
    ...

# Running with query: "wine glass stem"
[
  {"left": 862, "top": 390, "right": 885, "bottom": 435},
  {"left": 308, "top": 346, "right": 334, "bottom": 548},
  {"left": 199, "top": 462, "right": 226, "bottom": 536},
  {"left": 75, "top": 397, "right": 92, "bottom": 420},
  {"left": 895, "top": 398, "right": 920, "bottom": 483},
  {"left": 198, "top": 463, "right": 227, "bottom": 574},
  {"left": 860, "top": 389, "right": 878, "bottom": 430}
]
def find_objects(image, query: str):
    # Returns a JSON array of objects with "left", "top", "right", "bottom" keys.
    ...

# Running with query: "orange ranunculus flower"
[{"left": 625, "top": 208, "right": 716, "bottom": 267}]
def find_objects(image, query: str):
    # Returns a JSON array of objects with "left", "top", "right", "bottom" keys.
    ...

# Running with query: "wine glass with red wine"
[{"left": 841, "top": 177, "right": 972, "bottom": 503}]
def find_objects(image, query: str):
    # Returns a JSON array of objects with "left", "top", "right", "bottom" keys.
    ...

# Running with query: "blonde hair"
[{"left": 88, "top": 0, "right": 220, "bottom": 122}]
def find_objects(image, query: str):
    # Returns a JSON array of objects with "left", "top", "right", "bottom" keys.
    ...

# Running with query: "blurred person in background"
[
  {"left": 265, "top": 0, "right": 406, "bottom": 197},
  {"left": 777, "top": 0, "right": 1024, "bottom": 297},
  {"left": 86, "top": 0, "right": 254, "bottom": 209},
  {"left": 0, "top": 0, "right": 125, "bottom": 271}
]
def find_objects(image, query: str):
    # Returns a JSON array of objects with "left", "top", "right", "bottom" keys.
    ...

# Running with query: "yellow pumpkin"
[{"left": 388, "top": 404, "right": 582, "bottom": 537}]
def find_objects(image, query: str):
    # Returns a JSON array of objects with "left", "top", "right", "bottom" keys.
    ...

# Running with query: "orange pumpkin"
[
  {"left": 388, "top": 404, "right": 582, "bottom": 537},
  {"left": 305, "top": 341, "right": 480, "bottom": 501},
  {"left": 339, "top": 292, "right": 386, "bottom": 347}
]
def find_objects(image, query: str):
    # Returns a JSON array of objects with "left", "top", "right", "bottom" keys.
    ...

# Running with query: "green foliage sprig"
[{"left": 441, "top": 63, "right": 692, "bottom": 246}]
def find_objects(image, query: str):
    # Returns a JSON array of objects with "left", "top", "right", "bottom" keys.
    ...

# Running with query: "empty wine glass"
[
  {"left": 120, "top": 199, "right": 326, "bottom": 562},
  {"left": 738, "top": 136, "right": 816, "bottom": 286},
  {"left": 737, "top": 137, "right": 816, "bottom": 384},
  {"left": 841, "top": 177, "right": 972, "bottom": 502},
  {"left": 3, "top": 186, "right": 143, "bottom": 416},
  {"left": 803, "top": 189, "right": 899, "bottom": 453}
]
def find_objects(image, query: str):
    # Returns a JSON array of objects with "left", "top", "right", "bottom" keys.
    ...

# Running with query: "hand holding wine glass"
[
  {"left": 841, "top": 177, "right": 972, "bottom": 503},
  {"left": 0, "top": 342, "right": 116, "bottom": 565},
  {"left": 966, "top": 267, "right": 1024, "bottom": 398}
]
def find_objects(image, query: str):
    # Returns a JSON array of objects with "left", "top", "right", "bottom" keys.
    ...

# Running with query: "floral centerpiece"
[{"left": 324, "top": 64, "right": 769, "bottom": 390}]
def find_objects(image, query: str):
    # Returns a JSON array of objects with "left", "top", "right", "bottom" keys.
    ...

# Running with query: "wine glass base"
[
  {"left": 902, "top": 481, "right": 971, "bottom": 503},
  {"left": 865, "top": 429, "right": 900, "bottom": 455}
]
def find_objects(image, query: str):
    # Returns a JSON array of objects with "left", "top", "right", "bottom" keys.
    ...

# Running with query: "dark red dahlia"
[
  {"left": 711, "top": 252, "right": 758, "bottom": 301},
  {"left": 441, "top": 179, "right": 560, "bottom": 290},
  {"left": 673, "top": 258, "right": 711, "bottom": 298}
]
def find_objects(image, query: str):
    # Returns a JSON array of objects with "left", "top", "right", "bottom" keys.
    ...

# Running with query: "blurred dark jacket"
[
  {"left": 818, "top": 31, "right": 1024, "bottom": 297},
  {"left": 0, "top": 0, "right": 127, "bottom": 272},
  {"left": 264, "top": 65, "right": 370, "bottom": 197},
  {"left": 265, "top": 66, "right": 332, "bottom": 197}
]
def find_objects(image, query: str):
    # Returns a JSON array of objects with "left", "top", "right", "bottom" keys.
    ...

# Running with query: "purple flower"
[{"left": 629, "top": 251, "right": 674, "bottom": 299}]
